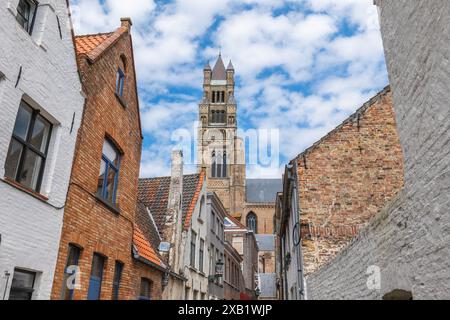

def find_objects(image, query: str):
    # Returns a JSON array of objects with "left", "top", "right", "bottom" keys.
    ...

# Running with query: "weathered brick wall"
[
  {"left": 51, "top": 24, "right": 143, "bottom": 300},
  {"left": 297, "top": 88, "right": 404, "bottom": 275},
  {"left": 306, "top": 0, "right": 450, "bottom": 300},
  {"left": 132, "top": 261, "right": 163, "bottom": 300}
]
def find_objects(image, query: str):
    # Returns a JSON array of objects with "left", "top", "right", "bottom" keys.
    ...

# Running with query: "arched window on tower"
[
  {"left": 247, "top": 212, "right": 257, "bottom": 234},
  {"left": 223, "top": 152, "right": 227, "bottom": 177},
  {"left": 211, "top": 151, "right": 216, "bottom": 178},
  {"left": 211, "top": 150, "right": 227, "bottom": 178}
]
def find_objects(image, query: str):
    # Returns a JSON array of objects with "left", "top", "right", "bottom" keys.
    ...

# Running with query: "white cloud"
[{"left": 69, "top": 0, "right": 388, "bottom": 179}]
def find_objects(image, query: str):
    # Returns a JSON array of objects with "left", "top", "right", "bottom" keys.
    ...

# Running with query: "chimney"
[
  {"left": 162, "top": 150, "right": 184, "bottom": 268},
  {"left": 120, "top": 17, "right": 133, "bottom": 31}
]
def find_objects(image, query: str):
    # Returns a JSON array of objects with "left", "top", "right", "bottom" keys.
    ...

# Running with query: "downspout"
[{"left": 292, "top": 159, "right": 306, "bottom": 300}]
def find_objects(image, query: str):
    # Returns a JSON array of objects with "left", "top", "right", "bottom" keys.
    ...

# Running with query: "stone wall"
[{"left": 306, "top": 0, "right": 450, "bottom": 300}]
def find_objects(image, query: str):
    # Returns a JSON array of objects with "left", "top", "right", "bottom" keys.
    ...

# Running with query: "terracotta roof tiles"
[{"left": 74, "top": 27, "right": 128, "bottom": 62}]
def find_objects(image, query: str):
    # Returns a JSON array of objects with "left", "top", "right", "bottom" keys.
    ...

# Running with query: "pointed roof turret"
[
  {"left": 227, "top": 60, "right": 234, "bottom": 71},
  {"left": 204, "top": 61, "right": 211, "bottom": 70},
  {"left": 212, "top": 53, "right": 226, "bottom": 80}
]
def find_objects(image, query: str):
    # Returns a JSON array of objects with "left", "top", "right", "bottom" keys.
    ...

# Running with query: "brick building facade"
[
  {"left": 276, "top": 87, "right": 405, "bottom": 299},
  {"left": 296, "top": 87, "right": 404, "bottom": 276},
  {"left": 305, "top": 0, "right": 450, "bottom": 300},
  {"left": 51, "top": 18, "right": 149, "bottom": 300}
]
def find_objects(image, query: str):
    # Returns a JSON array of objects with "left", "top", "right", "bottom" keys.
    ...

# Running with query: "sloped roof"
[
  {"left": 227, "top": 60, "right": 234, "bottom": 70},
  {"left": 224, "top": 214, "right": 247, "bottom": 230},
  {"left": 138, "top": 176, "right": 171, "bottom": 236},
  {"left": 74, "top": 27, "right": 127, "bottom": 62},
  {"left": 133, "top": 202, "right": 165, "bottom": 268},
  {"left": 294, "top": 86, "right": 391, "bottom": 161},
  {"left": 183, "top": 171, "right": 205, "bottom": 231},
  {"left": 75, "top": 32, "right": 113, "bottom": 54},
  {"left": 135, "top": 202, "right": 162, "bottom": 252},
  {"left": 212, "top": 54, "right": 226, "bottom": 80},
  {"left": 246, "top": 179, "right": 283, "bottom": 203},
  {"left": 138, "top": 173, "right": 204, "bottom": 237}
]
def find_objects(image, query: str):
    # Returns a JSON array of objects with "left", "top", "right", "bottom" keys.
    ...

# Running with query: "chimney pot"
[{"left": 121, "top": 17, "right": 133, "bottom": 30}]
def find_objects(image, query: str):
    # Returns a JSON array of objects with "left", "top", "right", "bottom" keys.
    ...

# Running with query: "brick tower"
[{"left": 197, "top": 54, "right": 245, "bottom": 218}]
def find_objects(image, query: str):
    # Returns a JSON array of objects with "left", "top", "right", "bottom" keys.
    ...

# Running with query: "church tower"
[{"left": 197, "top": 54, "right": 246, "bottom": 218}]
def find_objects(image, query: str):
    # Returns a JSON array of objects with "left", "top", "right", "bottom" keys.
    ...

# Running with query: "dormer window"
[{"left": 16, "top": 0, "right": 37, "bottom": 35}]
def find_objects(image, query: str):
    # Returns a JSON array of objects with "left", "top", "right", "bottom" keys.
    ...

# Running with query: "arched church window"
[
  {"left": 211, "top": 151, "right": 216, "bottom": 178},
  {"left": 216, "top": 150, "right": 223, "bottom": 178},
  {"left": 211, "top": 150, "right": 227, "bottom": 178},
  {"left": 222, "top": 152, "right": 227, "bottom": 177},
  {"left": 247, "top": 212, "right": 257, "bottom": 234}
]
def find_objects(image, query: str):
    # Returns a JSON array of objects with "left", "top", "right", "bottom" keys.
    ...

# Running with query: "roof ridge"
[
  {"left": 75, "top": 31, "right": 114, "bottom": 38},
  {"left": 76, "top": 26, "right": 128, "bottom": 63},
  {"left": 293, "top": 85, "right": 391, "bottom": 161}
]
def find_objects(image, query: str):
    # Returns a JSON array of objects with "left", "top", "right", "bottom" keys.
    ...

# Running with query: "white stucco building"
[
  {"left": 181, "top": 172, "right": 210, "bottom": 300},
  {"left": 0, "top": 0, "right": 84, "bottom": 300}
]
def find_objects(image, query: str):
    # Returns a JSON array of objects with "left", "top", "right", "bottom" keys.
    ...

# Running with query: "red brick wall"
[
  {"left": 51, "top": 29, "right": 145, "bottom": 300},
  {"left": 132, "top": 261, "right": 164, "bottom": 300},
  {"left": 297, "top": 88, "right": 404, "bottom": 275}
]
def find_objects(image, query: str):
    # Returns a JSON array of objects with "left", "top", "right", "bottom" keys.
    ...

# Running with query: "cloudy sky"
[{"left": 69, "top": 0, "right": 388, "bottom": 178}]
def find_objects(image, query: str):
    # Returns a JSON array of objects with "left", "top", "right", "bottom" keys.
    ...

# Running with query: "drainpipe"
[
  {"left": 292, "top": 160, "right": 306, "bottom": 300},
  {"left": 2, "top": 271, "right": 11, "bottom": 300}
]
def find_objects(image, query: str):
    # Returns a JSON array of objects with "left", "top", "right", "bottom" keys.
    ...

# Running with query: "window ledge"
[
  {"left": 1, "top": 177, "right": 49, "bottom": 202},
  {"left": 95, "top": 195, "right": 121, "bottom": 215},
  {"left": 115, "top": 93, "right": 127, "bottom": 108}
]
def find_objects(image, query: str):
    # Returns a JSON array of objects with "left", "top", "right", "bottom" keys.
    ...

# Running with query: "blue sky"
[{"left": 69, "top": 0, "right": 388, "bottom": 178}]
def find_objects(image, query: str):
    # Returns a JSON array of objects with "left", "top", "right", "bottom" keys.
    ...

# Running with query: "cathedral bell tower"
[{"left": 197, "top": 54, "right": 246, "bottom": 218}]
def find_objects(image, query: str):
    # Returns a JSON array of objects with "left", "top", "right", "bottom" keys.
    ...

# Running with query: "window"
[
  {"left": 190, "top": 231, "right": 197, "bottom": 268},
  {"left": 211, "top": 91, "right": 225, "bottom": 103},
  {"left": 61, "top": 244, "right": 81, "bottom": 300},
  {"left": 97, "top": 139, "right": 121, "bottom": 205},
  {"left": 222, "top": 152, "right": 227, "bottom": 177},
  {"left": 116, "top": 68, "right": 125, "bottom": 97},
  {"left": 247, "top": 212, "right": 258, "bottom": 234},
  {"left": 211, "top": 212, "right": 215, "bottom": 233},
  {"left": 9, "top": 269, "right": 36, "bottom": 300},
  {"left": 5, "top": 100, "right": 52, "bottom": 193},
  {"left": 139, "top": 278, "right": 152, "bottom": 300},
  {"left": 87, "top": 254, "right": 105, "bottom": 300},
  {"left": 112, "top": 261, "right": 123, "bottom": 300},
  {"left": 216, "top": 217, "right": 220, "bottom": 236},
  {"left": 199, "top": 239, "right": 204, "bottom": 273},
  {"left": 209, "top": 244, "right": 214, "bottom": 274},
  {"left": 211, "top": 151, "right": 227, "bottom": 178},
  {"left": 210, "top": 110, "right": 226, "bottom": 124},
  {"left": 211, "top": 151, "right": 216, "bottom": 178},
  {"left": 16, "top": 0, "right": 37, "bottom": 35}
]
